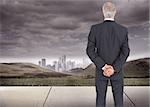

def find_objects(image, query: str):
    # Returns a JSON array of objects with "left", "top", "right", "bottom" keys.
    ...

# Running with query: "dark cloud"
[
  {"left": 116, "top": 0, "right": 149, "bottom": 26},
  {"left": 0, "top": 0, "right": 149, "bottom": 60},
  {"left": 50, "top": 17, "right": 80, "bottom": 30}
]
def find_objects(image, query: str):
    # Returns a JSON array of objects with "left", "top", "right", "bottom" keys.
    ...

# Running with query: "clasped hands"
[{"left": 102, "top": 64, "right": 115, "bottom": 77}]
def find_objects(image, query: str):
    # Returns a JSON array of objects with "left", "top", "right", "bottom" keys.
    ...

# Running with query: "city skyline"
[{"left": 38, "top": 55, "right": 90, "bottom": 72}]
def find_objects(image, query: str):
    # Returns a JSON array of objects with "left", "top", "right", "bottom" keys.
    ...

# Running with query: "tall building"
[
  {"left": 71, "top": 61, "right": 75, "bottom": 69},
  {"left": 38, "top": 61, "right": 41, "bottom": 66},
  {"left": 58, "top": 57, "right": 62, "bottom": 72},
  {"left": 41, "top": 58, "right": 46, "bottom": 67},
  {"left": 53, "top": 61, "right": 58, "bottom": 72},
  {"left": 62, "top": 55, "right": 66, "bottom": 71},
  {"left": 66, "top": 60, "right": 76, "bottom": 71},
  {"left": 57, "top": 55, "right": 67, "bottom": 72},
  {"left": 66, "top": 60, "right": 72, "bottom": 71}
]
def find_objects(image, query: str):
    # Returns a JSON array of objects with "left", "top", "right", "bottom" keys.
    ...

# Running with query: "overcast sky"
[{"left": 0, "top": 0, "right": 149, "bottom": 64}]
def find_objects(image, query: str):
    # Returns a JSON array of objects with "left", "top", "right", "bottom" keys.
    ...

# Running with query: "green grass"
[
  {"left": 0, "top": 76, "right": 149, "bottom": 86},
  {"left": 124, "top": 78, "right": 149, "bottom": 86}
]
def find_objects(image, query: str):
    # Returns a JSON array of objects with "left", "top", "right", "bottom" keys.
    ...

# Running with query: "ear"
[{"left": 114, "top": 10, "right": 117, "bottom": 16}]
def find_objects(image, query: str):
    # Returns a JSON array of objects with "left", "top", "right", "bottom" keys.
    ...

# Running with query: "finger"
[
  {"left": 105, "top": 65, "right": 111, "bottom": 69},
  {"left": 103, "top": 72, "right": 109, "bottom": 77},
  {"left": 104, "top": 72, "right": 110, "bottom": 77},
  {"left": 104, "top": 69, "right": 110, "bottom": 73},
  {"left": 104, "top": 71, "right": 109, "bottom": 76},
  {"left": 106, "top": 72, "right": 110, "bottom": 76},
  {"left": 106, "top": 65, "right": 113, "bottom": 69},
  {"left": 103, "top": 69, "right": 112, "bottom": 77},
  {"left": 103, "top": 71, "right": 107, "bottom": 76},
  {"left": 109, "top": 72, "right": 114, "bottom": 76}
]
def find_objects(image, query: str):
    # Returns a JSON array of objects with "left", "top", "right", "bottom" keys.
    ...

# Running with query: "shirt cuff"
[{"left": 102, "top": 64, "right": 106, "bottom": 70}]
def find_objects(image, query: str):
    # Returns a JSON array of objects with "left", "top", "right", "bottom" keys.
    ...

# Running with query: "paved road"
[{"left": 0, "top": 86, "right": 149, "bottom": 107}]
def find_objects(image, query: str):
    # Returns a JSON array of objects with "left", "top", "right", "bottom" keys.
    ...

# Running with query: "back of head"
[{"left": 102, "top": 2, "right": 116, "bottom": 19}]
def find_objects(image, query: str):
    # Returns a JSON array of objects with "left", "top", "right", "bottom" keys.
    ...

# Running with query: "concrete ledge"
[{"left": 0, "top": 86, "right": 149, "bottom": 107}]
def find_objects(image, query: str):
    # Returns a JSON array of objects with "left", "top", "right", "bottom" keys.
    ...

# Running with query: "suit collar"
[
  {"left": 104, "top": 20, "right": 115, "bottom": 22},
  {"left": 104, "top": 18, "right": 114, "bottom": 21},
  {"left": 104, "top": 18, "right": 115, "bottom": 22}
]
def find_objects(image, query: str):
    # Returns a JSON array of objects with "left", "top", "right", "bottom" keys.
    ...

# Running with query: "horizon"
[{"left": 0, "top": 55, "right": 149, "bottom": 66}]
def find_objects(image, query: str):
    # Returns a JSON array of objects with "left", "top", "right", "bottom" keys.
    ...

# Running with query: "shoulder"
[
  {"left": 90, "top": 22, "right": 128, "bottom": 33},
  {"left": 90, "top": 23, "right": 103, "bottom": 31},
  {"left": 91, "top": 22, "right": 103, "bottom": 28},
  {"left": 115, "top": 23, "right": 128, "bottom": 32}
]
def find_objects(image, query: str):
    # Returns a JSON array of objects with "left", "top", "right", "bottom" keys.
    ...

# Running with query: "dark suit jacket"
[{"left": 86, "top": 20, "right": 130, "bottom": 80}]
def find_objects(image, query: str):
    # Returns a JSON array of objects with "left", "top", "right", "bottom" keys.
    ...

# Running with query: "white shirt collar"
[{"left": 104, "top": 18, "right": 114, "bottom": 21}]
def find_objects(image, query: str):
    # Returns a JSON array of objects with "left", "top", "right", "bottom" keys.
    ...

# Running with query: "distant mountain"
[
  {"left": 70, "top": 57, "right": 150, "bottom": 78},
  {"left": 124, "top": 58, "right": 149, "bottom": 78},
  {"left": 0, "top": 63, "right": 70, "bottom": 78}
]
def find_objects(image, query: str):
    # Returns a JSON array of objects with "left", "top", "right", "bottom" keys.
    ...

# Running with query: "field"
[
  {"left": 0, "top": 76, "right": 149, "bottom": 86},
  {"left": 0, "top": 58, "right": 149, "bottom": 86}
]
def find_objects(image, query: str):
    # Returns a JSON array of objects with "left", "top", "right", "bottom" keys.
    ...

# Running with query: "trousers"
[{"left": 95, "top": 78, "right": 124, "bottom": 107}]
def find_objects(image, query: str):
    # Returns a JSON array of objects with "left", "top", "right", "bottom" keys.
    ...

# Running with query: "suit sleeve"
[
  {"left": 112, "top": 29, "right": 130, "bottom": 72},
  {"left": 86, "top": 25, "right": 106, "bottom": 71}
]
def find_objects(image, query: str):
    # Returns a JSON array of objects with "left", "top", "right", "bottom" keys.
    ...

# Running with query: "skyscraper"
[
  {"left": 62, "top": 55, "right": 66, "bottom": 71},
  {"left": 57, "top": 55, "right": 67, "bottom": 72},
  {"left": 66, "top": 60, "right": 76, "bottom": 71},
  {"left": 38, "top": 61, "right": 41, "bottom": 66},
  {"left": 53, "top": 61, "right": 58, "bottom": 72},
  {"left": 41, "top": 58, "right": 46, "bottom": 67}
]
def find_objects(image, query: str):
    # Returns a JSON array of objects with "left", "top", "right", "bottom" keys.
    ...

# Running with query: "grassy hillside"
[
  {"left": 69, "top": 64, "right": 95, "bottom": 78},
  {"left": 0, "top": 58, "right": 149, "bottom": 86},
  {"left": 69, "top": 57, "right": 150, "bottom": 78},
  {"left": 0, "top": 63, "right": 70, "bottom": 78},
  {"left": 123, "top": 58, "right": 149, "bottom": 78}
]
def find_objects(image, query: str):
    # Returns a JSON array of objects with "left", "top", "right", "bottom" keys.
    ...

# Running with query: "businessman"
[{"left": 86, "top": 2, "right": 130, "bottom": 107}]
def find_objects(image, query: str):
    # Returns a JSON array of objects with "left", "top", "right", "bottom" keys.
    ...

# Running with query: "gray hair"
[{"left": 102, "top": 2, "right": 116, "bottom": 18}]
